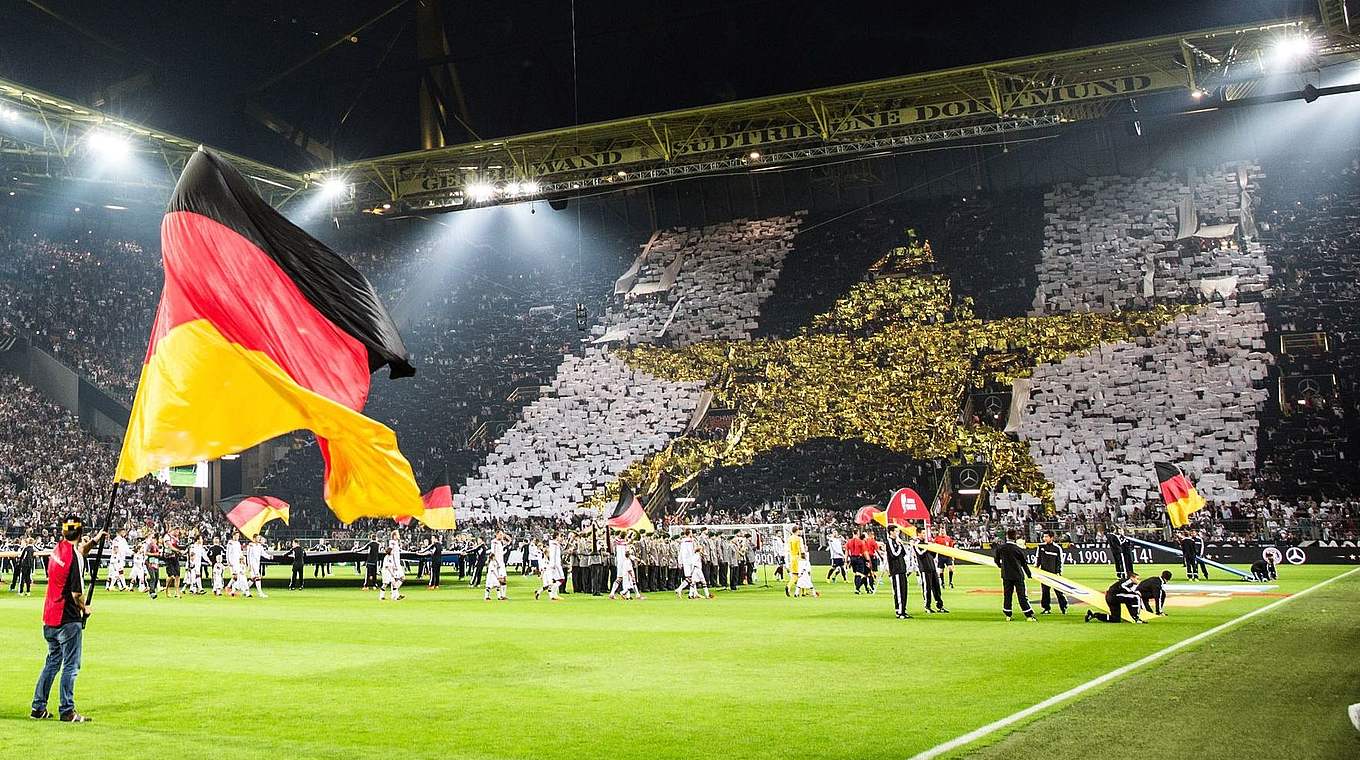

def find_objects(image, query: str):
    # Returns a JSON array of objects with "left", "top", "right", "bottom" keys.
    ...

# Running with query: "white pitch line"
[{"left": 910, "top": 567, "right": 1360, "bottom": 760}]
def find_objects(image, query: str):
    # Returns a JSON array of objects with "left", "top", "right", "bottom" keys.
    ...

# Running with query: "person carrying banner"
[
  {"left": 913, "top": 535, "right": 948, "bottom": 613},
  {"left": 1191, "top": 530, "right": 1209, "bottom": 579},
  {"left": 994, "top": 530, "right": 1036, "bottom": 622},
  {"left": 932, "top": 530, "right": 957, "bottom": 589},
  {"left": 1137, "top": 570, "right": 1173, "bottom": 616},
  {"left": 885, "top": 529, "right": 916, "bottom": 619},
  {"left": 1033, "top": 531, "right": 1068, "bottom": 615},
  {"left": 1178, "top": 531, "right": 1199, "bottom": 580},
  {"left": 1086, "top": 573, "right": 1146, "bottom": 623}
]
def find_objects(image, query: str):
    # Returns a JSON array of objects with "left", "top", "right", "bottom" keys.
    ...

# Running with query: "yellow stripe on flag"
[
  {"left": 917, "top": 541, "right": 1110, "bottom": 614},
  {"left": 117, "top": 319, "right": 422, "bottom": 523}
]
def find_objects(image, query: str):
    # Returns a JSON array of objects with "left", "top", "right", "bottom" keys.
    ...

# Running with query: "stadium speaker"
[{"left": 549, "top": 198, "right": 569, "bottom": 211}]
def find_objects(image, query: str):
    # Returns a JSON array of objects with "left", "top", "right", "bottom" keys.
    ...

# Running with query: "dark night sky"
[{"left": 0, "top": 1, "right": 1320, "bottom": 170}]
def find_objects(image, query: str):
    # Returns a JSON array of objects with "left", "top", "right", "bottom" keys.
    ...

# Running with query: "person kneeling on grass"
[
  {"left": 1086, "top": 573, "right": 1146, "bottom": 624},
  {"left": 1137, "top": 570, "right": 1173, "bottom": 616}
]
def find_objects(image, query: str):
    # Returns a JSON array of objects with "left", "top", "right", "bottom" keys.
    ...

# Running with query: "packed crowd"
[
  {"left": 0, "top": 370, "right": 203, "bottom": 538},
  {"left": 0, "top": 225, "right": 160, "bottom": 403}
]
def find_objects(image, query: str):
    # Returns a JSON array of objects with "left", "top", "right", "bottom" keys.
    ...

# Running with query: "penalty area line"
[{"left": 910, "top": 566, "right": 1360, "bottom": 760}]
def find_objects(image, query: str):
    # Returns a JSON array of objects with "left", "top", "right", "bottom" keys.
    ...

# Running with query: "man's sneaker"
[
  {"left": 1085, "top": 610, "right": 1095, "bottom": 623},
  {"left": 1004, "top": 615, "right": 1012, "bottom": 621},
  {"left": 1040, "top": 609, "right": 1051, "bottom": 615},
  {"left": 30, "top": 709, "right": 52, "bottom": 720},
  {"left": 1134, "top": 618, "right": 1148, "bottom": 624},
  {"left": 901, "top": 612, "right": 912, "bottom": 619},
  {"left": 938, "top": 608, "right": 950, "bottom": 614},
  {"left": 1026, "top": 616, "right": 1038, "bottom": 622},
  {"left": 59, "top": 712, "right": 90, "bottom": 723}
]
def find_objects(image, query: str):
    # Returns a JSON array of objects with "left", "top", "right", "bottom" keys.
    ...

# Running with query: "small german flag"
[
  {"left": 115, "top": 148, "right": 422, "bottom": 523},
  {"left": 219, "top": 495, "right": 290, "bottom": 539},
  {"left": 1155, "top": 462, "right": 1207, "bottom": 528},
  {"left": 607, "top": 484, "right": 655, "bottom": 534},
  {"left": 397, "top": 485, "right": 456, "bottom": 530}
]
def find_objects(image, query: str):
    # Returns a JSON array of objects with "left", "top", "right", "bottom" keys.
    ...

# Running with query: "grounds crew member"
[
  {"left": 994, "top": 529, "right": 1036, "bottom": 621},
  {"left": 885, "top": 529, "right": 916, "bottom": 619},
  {"left": 1033, "top": 531, "right": 1068, "bottom": 614},
  {"left": 1137, "top": 570, "right": 1173, "bottom": 616},
  {"left": 913, "top": 534, "right": 948, "bottom": 613},
  {"left": 1086, "top": 573, "right": 1147, "bottom": 623}
]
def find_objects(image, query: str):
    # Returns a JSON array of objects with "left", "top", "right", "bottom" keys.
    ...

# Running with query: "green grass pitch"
[{"left": 1, "top": 563, "right": 1355, "bottom": 759}]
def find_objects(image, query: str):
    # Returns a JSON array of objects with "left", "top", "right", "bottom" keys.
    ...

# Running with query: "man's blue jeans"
[{"left": 32, "top": 622, "right": 82, "bottom": 715}]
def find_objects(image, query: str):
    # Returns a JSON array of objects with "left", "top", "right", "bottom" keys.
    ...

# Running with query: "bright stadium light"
[
  {"left": 466, "top": 181, "right": 495, "bottom": 203},
  {"left": 505, "top": 181, "right": 522, "bottom": 196},
  {"left": 84, "top": 129, "right": 132, "bottom": 161},
  {"left": 320, "top": 177, "right": 350, "bottom": 197},
  {"left": 1270, "top": 34, "right": 1313, "bottom": 68},
  {"left": 522, "top": 180, "right": 540, "bottom": 195}
]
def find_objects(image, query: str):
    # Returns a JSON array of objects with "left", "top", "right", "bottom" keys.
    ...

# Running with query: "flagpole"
[{"left": 84, "top": 481, "right": 121, "bottom": 614}]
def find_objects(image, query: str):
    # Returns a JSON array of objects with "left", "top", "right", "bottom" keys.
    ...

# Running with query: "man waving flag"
[
  {"left": 115, "top": 148, "right": 423, "bottom": 523},
  {"left": 1155, "top": 462, "right": 1207, "bottom": 528}
]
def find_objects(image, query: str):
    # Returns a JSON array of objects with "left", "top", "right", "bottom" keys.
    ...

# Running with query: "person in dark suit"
[
  {"left": 363, "top": 538, "right": 380, "bottom": 589},
  {"left": 994, "top": 530, "right": 1036, "bottom": 621},
  {"left": 287, "top": 540, "right": 306, "bottom": 590},
  {"left": 466, "top": 537, "right": 487, "bottom": 588},
  {"left": 427, "top": 538, "right": 443, "bottom": 589}
]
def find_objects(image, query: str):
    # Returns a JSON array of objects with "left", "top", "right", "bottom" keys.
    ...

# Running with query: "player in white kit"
[
  {"left": 535, "top": 534, "right": 564, "bottom": 601},
  {"left": 675, "top": 530, "right": 696, "bottom": 597},
  {"left": 130, "top": 541, "right": 147, "bottom": 592},
  {"left": 107, "top": 529, "right": 131, "bottom": 591},
  {"left": 246, "top": 534, "right": 271, "bottom": 598},
  {"left": 225, "top": 534, "right": 245, "bottom": 597},
  {"left": 484, "top": 531, "right": 509, "bottom": 601},
  {"left": 609, "top": 535, "right": 642, "bottom": 600},
  {"left": 379, "top": 544, "right": 404, "bottom": 600},
  {"left": 186, "top": 535, "right": 207, "bottom": 595}
]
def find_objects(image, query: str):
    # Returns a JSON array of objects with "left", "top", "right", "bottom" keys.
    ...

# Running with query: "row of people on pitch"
[
  {"left": 1001, "top": 529, "right": 1177, "bottom": 623},
  {"left": 1107, "top": 528, "right": 1211, "bottom": 582},
  {"left": 105, "top": 529, "right": 273, "bottom": 599}
]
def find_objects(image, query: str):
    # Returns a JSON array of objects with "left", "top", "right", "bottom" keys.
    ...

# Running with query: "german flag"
[
  {"left": 397, "top": 485, "right": 457, "bottom": 530},
  {"left": 606, "top": 484, "right": 655, "bottom": 533},
  {"left": 219, "top": 495, "right": 290, "bottom": 539},
  {"left": 115, "top": 148, "right": 422, "bottom": 523},
  {"left": 1155, "top": 462, "right": 1207, "bottom": 528}
]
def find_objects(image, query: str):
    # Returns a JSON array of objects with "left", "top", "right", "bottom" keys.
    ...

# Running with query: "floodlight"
[
  {"left": 85, "top": 129, "right": 132, "bottom": 161},
  {"left": 1270, "top": 35, "right": 1313, "bottom": 68}
]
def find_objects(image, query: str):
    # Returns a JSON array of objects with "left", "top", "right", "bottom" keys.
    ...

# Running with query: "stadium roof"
[{"left": 1, "top": 1, "right": 1356, "bottom": 212}]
